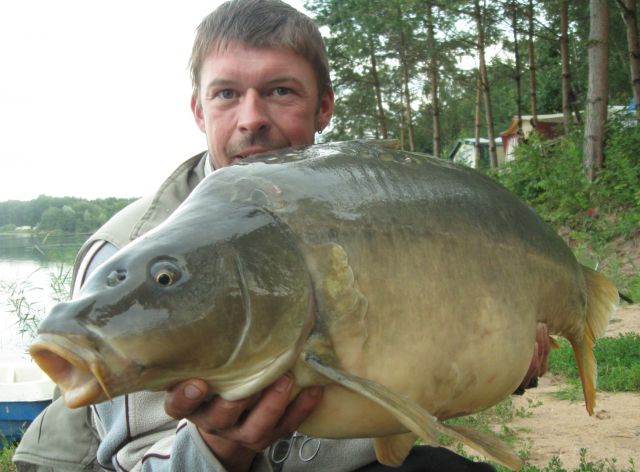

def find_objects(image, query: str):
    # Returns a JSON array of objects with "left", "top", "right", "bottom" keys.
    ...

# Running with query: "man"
[{"left": 15, "top": 1, "right": 549, "bottom": 470}]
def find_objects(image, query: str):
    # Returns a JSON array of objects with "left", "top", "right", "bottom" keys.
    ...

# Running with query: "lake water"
[{"left": 0, "top": 233, "right": 88, "bottom": 362}]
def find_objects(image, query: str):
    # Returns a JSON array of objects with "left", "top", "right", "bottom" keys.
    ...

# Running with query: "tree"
[
  {"left": 305, "top": 0, "right": 634, "bottom": 167},
  {"left": 389, "top": 1, "right": 419, "bottom": 151},
  {"left": 474, "top": 0, "right": 499, "bottom": 167},
  {"left": 583, "top": 0, "right": 610, "bottom": 181},
  {"left": 560, "top": 0, "right": 574, "bottom": 133},
  {"left": 508, "top": 0, "right": 524, "bottom": 136},
  {"left": 527, "top": 0, "right": 539, "bottom": 122},
  {"left": 474, "top": 75, "right": 482, "bottom": 167},
  {"left": 425, "top": 1, "right": 442, "bottom": 157},
  {"left": 616, "top": 0, "right": 640, "bottom": 113},
  {"left": 368, "top": 32, "right": 389, "bottom": 138}
]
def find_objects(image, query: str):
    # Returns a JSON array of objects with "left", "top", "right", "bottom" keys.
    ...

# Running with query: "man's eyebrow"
[
  {"left": 264, "top": 76, "right": 304, "bottom": 87},
  {"left": 205, "top": 77, "right": 305, "bottom": 89},
  {"left": 205, "top": 79, "right": 236, "bottom": 92}
]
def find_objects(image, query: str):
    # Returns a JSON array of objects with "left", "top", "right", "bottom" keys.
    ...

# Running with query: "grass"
[
  {"left": 442, "top": 397, "right": 637, "bottom": 472},
  {"left": 0, "top": 263, "right": 71, "bottom": 344},
  {"left": 0, "top": 440, "right": 17, "bottom": 472},
  {"left": 547, "top": 334, "right": 640, "bottom": 401},
  {"left": 437, "top": 333, "right": 640, "bottom": 471},
  {"left": 570, "top": 238, "right": 640, "bottom": 303},
  {"left": 0, "top": 267, "right": 71, "bottom": 472}
]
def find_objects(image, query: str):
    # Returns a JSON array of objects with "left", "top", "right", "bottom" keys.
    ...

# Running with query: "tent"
[{"left": 500, "top": 113, "right": 564, "bottom": 161}]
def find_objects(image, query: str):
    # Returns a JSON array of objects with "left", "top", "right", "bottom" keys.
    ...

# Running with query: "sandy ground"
[{"left": 508, "top": 303, "right": 640, "bottom": 470}]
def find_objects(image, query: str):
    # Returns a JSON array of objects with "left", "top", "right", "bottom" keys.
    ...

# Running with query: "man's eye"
[
  {"left": 216, "top": 89, "right": 236, "bottom": 100},
  {"left": 272, "top": 87, "right": 292, "bottom": 96}
]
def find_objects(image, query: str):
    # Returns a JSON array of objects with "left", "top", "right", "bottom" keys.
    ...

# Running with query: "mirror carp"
[{"left": 30, "top": 141, "right": 619, "bottom": 469}]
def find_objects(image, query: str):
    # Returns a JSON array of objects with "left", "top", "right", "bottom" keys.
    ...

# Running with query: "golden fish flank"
[{"left": 30, "top": 141, "right": 619, "bottom": 470}]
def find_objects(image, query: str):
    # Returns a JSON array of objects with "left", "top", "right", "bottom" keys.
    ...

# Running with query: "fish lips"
[{"left": 30, "top": 333, "right": 122, "bottom": 408}]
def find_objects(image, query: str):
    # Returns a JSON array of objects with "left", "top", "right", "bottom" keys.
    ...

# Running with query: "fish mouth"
[{"left": 30, "top": 335, "right": 111, "bottom": 408}]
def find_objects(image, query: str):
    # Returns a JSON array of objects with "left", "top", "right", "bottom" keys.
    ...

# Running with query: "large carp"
[{"left": 30, "top": 141, "right": 619, "bottom": 469}]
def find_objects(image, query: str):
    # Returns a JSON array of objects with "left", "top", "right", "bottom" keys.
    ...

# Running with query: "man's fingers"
[
  {"left": 228, "top": 377, "right": 323, "bottom": 451},
  {"left": 232, "top": 375, "right": 294, "bottom": 447},
  {"left": 278, "top": 386, "right": 323, "bottom": 433},
  {"left": 165, "top": 375, "right": 324, "bottom": 453},
  {"left": 164, "top": 378, "right": 254, "bottom": 433},
  {"left": 191, "top": 395, "right": 255, "bottom": 434},
  {"left": 164, "top": 379, "right": 209, "bottom": 419}
]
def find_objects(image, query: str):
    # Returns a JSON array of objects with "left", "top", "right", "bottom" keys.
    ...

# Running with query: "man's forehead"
[
  {"left": 200, "top": 43, "right": 316, "bottom": 87},
  {"left": 204, "top": 41, "right": 304, "bottom": 64}
]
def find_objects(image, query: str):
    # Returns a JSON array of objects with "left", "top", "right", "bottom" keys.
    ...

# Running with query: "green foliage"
[
  {"left": 306, "top": 0, "right": 637, "bottom": 160},
  {"left": 0, "top": 265, "right": 72, "bottom": 343},
  {"left": 495, "top": 449, "right": 637, "bottom": 472},
  {"left": 0, "top": 196, "right": 135, "bottom": 234},
  {"left": 489, "top": 111, "right": 640, "bottom": 303},
  {"left": 444, "top": 397, "right": 521, "bottom": 444},
  {"left": 444, "top": 397, "right": 637, "bottom": 471},
  {"left": 595, "top": 114, "right": 640, "bottom": 236},
  {"left": 0, "top": 438, "right": 17, "bottom": 472},
  {"left": 492, "top": 114, "right": 640, "bottom": 245},
  {"left": 571, "top": 242, "right": 640, "bottom": 303},
  {"left": 492, "top": 130, "right": 590, "bottom": 226},
  {"left": 548, "top": 334, "right": 640, "bottom": 393}
]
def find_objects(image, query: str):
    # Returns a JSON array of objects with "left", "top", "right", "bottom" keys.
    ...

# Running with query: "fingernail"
[
  {"left": 275, "top": 375, "right": 292, "bottom": 393},
  {"left": 184, "top": 383, "right": 203, "bottom": 400}
]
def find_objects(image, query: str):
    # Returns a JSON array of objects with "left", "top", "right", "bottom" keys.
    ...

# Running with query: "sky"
[{"left": 0, "top": 0, "right": 306, "bottom": 202}]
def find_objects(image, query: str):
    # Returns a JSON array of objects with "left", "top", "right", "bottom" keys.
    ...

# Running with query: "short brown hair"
[{"left": 189, "top": 0, "right": 331, "bottom": 100}]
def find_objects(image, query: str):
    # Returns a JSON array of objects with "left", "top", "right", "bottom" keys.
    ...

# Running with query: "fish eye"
[
  {"left": 156, "top": 271, "right": 174, "bottom": 286},
  {"left": 150, "top": 261, "right": 181, "bottom": 288}
]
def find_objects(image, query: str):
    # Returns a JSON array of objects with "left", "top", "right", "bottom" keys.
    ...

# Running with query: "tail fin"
[{"left": 571, "top": 266, "right": 619, "bottom": 415}]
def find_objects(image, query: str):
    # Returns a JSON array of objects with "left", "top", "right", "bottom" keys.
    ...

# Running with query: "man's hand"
[
  {"left": 165, "top": 375, "right": 323, "bottom": 472},
  {"left": 515, "top": 323, "right": 552, "bottom": 394}
]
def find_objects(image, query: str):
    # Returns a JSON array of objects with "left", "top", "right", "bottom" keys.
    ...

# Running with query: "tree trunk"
[
  {"left": 426, "top": 2, "right": 441, "bottom": 158},
  {"left": 583, "top": 0, "right": 609, "bottom": 181},
  {"left": 616, "top": 0, "right": 640, "bottom": 114},
  {"left": 560, "top": 0, "right": 573, "bottom": 134},
  {"left": 511, "top": 0, "right": 523, "bottom": 136},
  {"left": 368, "top": 34, "right": 388, "bottom": 139},
  {"left": 398, "top": 27, "right": 415, "bottom": 151},
  {"left": 475, "top": 0, "right": 498, "bottom": 168},
  {"left": 399, "top": 90, "right": 406, "bottom": 150},
  {"left": 527, "top": 0, "right": 538, "bottom": 122},
  {"left": 475, "top": 74, "right": 482, "bottom": 168}
]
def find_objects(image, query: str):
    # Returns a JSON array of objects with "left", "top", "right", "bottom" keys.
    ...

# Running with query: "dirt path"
[{"left": 509, "top": 303, "right": 640, "bottom": 470}]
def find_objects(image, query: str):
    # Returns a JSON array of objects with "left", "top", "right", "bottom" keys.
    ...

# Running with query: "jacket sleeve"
[{"left": 91, "top": 391, "right": 257, "bottom": 472}]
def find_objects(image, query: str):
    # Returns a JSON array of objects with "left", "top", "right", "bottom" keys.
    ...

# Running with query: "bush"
[{"left": 491, "top": 116, "right": 640, "bottom": 243}]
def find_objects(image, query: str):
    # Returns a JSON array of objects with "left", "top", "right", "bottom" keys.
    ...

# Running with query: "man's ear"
[
  {"left": 316, "top": 87, "right": 335, "bottom": 132},
  {"left": 191, "top": 94, "right": 206, "bottom": 133}
]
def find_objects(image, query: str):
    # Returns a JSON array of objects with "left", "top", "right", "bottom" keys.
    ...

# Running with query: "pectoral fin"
[{"left": 303, "top": 352, "right": 522, "bottom": 470}]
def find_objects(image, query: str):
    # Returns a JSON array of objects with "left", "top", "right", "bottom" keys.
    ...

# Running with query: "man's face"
[{"left": 192, "top": 42, "right": 334, "bottom": 169}]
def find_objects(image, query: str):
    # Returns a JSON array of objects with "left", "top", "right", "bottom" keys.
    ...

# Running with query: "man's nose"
[{"left": 237, "top": 89, "right": 271, "bottom": 134}]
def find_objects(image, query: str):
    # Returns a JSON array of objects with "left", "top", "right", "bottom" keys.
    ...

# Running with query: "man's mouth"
[{"left": 233, "top": 147, "right": 272, "bottom": 161}]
